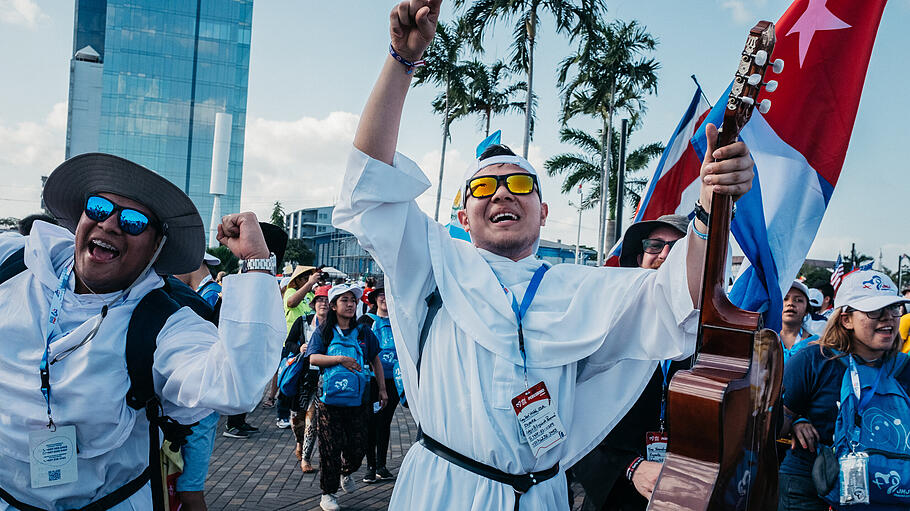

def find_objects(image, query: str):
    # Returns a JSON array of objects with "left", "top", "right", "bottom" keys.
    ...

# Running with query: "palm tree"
[
  {"left": 557, "top": 18, "right": 660, "bottom": 263},
  {"left": 454, "top": 0, "right": 607, "bottom": 158},
  {"left": 463, "top": 59, "right": 526, "bottom": 138},
  {"left": 413, "top": 21, "right": 471, "bottom": 221},
  {"left": 545, "top": 123, "right": 664, "bottom": 221}
]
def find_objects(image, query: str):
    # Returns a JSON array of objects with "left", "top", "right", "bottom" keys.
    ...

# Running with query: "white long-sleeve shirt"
[
  {"left": 333, "top": 149, "right": 700, "bottom": 510},
  {"left": 0, "top": 222, "right": 285, "bottom": 510}
]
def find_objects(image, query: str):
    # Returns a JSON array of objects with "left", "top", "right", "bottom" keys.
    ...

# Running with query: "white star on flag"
[{"left": 786, "top": 0, "right": 851, "bottom": 67}]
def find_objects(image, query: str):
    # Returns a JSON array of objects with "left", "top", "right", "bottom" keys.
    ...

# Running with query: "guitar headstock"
[{"left": 717, "top": 20, "right": 783, "bottom": 148}]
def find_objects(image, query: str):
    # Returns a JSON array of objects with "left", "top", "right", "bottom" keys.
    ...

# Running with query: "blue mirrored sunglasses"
[{"left": 84, "top": 195, "right": 157, "bottom": 236}]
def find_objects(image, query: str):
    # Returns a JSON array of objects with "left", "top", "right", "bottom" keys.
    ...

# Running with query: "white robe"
[
  {"left": 0, "top": 222, "right": 286, "bottom": 510},
  {"left": 333, "top": 149, "right": 700, "bottom": 510}
]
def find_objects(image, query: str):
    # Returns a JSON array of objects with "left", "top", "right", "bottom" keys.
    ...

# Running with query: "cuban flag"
[
  {"left": 613, "top": 0, "right": 887, "bottom": 331},
  {"left": 605, "top": 83, "right": 711, "bottom": 266}
]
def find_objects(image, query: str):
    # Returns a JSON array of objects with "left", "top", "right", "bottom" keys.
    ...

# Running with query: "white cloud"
[
  {"left": 0, "top": 0, "right": 47, "bottom": 29},
  {"left": 0, "top": 102, "right": 66, "bottom": 217},
  {"left": 719, "top": 0, "right": 769, "bottom": 24},
  {"left": 240, "top": 111, "right": 360, "bottom": 216}
]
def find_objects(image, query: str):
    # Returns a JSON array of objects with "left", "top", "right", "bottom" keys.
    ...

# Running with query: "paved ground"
[{"left": 206, "top": 403, "right": 587, "bottom": 510}]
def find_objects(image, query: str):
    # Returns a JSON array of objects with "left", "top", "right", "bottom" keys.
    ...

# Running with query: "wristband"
[
  {"left": 389, "top": 44, "right": 426, "bottom": 74},
  {"left": 793, "top": 417, "right": 810, "bottom": 425},
  {"left": 626, "top": 456, "right": 645, "bottom": 481},
  {"left": 694, "top": 199, "right": 735, "bottom": 225},
  {"left": 691, "top": 220, "right": 708, "bottom": 240}
]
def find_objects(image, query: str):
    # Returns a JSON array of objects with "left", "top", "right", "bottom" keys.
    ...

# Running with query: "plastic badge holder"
[{"left": 839, "top": 451, "right": 870, "bottom": 505}]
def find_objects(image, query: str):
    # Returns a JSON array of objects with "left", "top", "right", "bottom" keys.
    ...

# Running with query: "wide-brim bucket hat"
[
  {"left": 43, "top": 152, "right": 204, "bottom": 275},
  {"left": 619, "top": 214, "right": 690, "bottom": 268}
]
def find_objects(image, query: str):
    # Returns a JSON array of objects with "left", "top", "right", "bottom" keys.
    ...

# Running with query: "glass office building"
[{"left": 66, "top": 0, "right": 253, "bottom": 235}]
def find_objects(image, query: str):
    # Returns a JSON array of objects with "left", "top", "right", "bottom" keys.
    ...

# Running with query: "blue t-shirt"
[
  {"left": 196, "top": 279, "right": 221, "bottom": 307},
  {"left": 305, "top": 323, "right": 380, "bottom": 364},
  {"left": 781, "top": 347, "right": 910, "bottom": 475},
  {"left": 782, "top": 334, "right": 818, "bottom": 364}
]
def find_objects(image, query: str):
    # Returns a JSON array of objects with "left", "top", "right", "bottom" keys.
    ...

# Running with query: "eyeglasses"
[
  {"left": 641, "top": 238, "right": 678, "bottom": 254},
  {"left": 466, "top": 173, "right": 539, "bottom": 200},
  {"left": 84, "top": 195, "right": 158, "bottom": 236},
  {"left": 844, "top": 304, "right": 903, "bottom": 320}
]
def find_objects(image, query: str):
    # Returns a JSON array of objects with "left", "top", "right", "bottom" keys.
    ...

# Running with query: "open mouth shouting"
[
  {"left": 88, "top": 237, "right": 122, "bottom": 262},
  {"left": 490, "top": 211, "right": 521, "bottom": 226}
]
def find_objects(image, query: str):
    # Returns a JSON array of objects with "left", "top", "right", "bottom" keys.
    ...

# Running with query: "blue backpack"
[
  {"left": 372, "top": 316, "right": 398, "bottom": 376},
  {"left": 821, "top": 352, "right": 910, "bottom": 508},
  {"left": 276, "top": 351, "right": 305, "bottom": 397},
  {"left": 321, "top": 326, "right": 369, "bottom": 407}
]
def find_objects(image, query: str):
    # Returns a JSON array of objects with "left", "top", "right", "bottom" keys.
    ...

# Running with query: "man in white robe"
[
  {"left": 333, "top": 2, "right": 756, "bottom": 509},
  {"left": 0, "top": 153, "right": 285, "bottom": 510}
]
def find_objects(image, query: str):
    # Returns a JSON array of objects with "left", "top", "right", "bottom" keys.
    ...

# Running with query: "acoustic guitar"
[{"left": 648, "top": 20, "right": 785, "bottom": 511}]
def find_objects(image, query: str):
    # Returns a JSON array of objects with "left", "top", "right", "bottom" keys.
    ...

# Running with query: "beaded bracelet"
[
  {"left": 626, "top": 456, "right": 646, "bottom": 481},
  {"left": 389, "top": 44, "right": 426, "bottom": 74}
]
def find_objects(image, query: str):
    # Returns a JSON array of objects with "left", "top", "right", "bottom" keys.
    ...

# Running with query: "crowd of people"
[{"left": 2, "top": 1, "right": 909, "bottom": 511}]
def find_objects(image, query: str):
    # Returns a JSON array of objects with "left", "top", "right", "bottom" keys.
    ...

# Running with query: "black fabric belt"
[
  {"left": 0, "top": 466, "right": 151, "bottom": 511},
  {"left": 417, "top": 427, "right": 559, "bottom": 511}
]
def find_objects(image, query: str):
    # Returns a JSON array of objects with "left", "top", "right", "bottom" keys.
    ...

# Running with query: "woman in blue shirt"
[
  {"left": 779, "top": 270, "right": 910, "bottom": 510},
  {"left": 780, "top": 280, "right": 819, "bottom": 363},
  {"left": 306, "top": 284, "right": 387, "bottom": 511}
]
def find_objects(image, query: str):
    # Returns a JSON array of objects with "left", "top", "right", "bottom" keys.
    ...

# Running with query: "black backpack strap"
[
  {"left": 0, "top": 247, "right": 26, "bottom": 287},
  {"left": 416, "top": 287, "right": 442, "bottom": 379}
]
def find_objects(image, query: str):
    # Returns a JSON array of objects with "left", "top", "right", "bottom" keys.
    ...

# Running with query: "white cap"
[
  {"left": 834, "top": 270, "right": 910, "bottom": 312},
  {"left": 203, "top": 252, "right": 220, "bottom": 266},
  {"left": 328, "top": 283, "right": 363, "bottom": 303},
  {"left": 790, "top": 280, "right": 809, "bottom": 300},
  {"left": 808, "top": 288, "right": 823, "bottom": 307}
]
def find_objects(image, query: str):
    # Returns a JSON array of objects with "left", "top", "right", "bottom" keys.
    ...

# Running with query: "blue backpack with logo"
[
  {"left": 820, "top": 352, "right": 910, "bottom": 508},
  {"left": 372, "top": 316, "right": 398, "bottom": 376},
  {"left": 321, "top": 326, "right": 369, "bottom": 407}
]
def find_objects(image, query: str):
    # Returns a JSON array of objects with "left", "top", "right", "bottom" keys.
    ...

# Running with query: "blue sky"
[{"left": 0, "top": 0, "right": 907, "bottom": 270}]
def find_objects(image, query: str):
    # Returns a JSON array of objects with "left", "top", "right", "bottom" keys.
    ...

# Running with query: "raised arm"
[
  {"left": 353, "top": 0, "right": 441, "bottom": 164},
  {"left": 685, "top": 123, "right": 754, "bottom": 305}
]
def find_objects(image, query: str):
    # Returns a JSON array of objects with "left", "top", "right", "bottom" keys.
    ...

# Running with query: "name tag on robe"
[
  {"left": 511, "top": 381, "right": 567, "bottom": 458},
  {"left": 645, "top": 431, "right": 669, "bottom": 463},
  {"left": 29, "top": 425, "right": 78, "bottom": 488}
]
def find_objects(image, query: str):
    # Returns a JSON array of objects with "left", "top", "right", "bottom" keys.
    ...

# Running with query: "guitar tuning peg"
[
  {"left": 758, "top": 99, "right": 771, "bottom": 114},
  {"left": 772, "top": 58, "right": 784, "bottom": 74},
  {"left": 753, "top": 50, "right": 768, "bottom": 66},
  {"left": 764, "top": 80, "right": 778, "bottom": 92},
  {"left": 740, "top": 96, "right": 755, "bottom": 106},
  {"left": 747, "top": 73, "right": 762, "bottom": 86}
]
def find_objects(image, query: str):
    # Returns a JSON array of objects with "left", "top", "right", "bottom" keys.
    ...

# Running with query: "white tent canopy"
[{"left": 320, "top": 266, "right": 347, "bottom": 278}]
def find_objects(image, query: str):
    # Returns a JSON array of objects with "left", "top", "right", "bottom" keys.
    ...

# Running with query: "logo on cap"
[{"left": 862, "top": 275, "right": 891, "bottom": 291}]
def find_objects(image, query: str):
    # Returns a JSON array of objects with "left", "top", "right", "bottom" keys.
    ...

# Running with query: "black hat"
[
  {"left": 259, "top": 222, "right": 289, "bottom": 271},
  {"left": 43, "top": 153, "right": 204, "bottom": 275},
  {"left": 618, "top": 214, "right": 690, "bottom": 268}
]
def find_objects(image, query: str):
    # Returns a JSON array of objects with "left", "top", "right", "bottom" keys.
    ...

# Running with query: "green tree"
[
  {"left": 284, "top": 238, "right": 315, "bottom": 268},
  {"left": 544, "top": 123, "right": 663, "bottom": 215},
  {"left": 462, "top": 59, "right": 527, "bottom": 138},
  {"left": 413, "top": 20, "right": 471, "bottom": 221},
  {"left": 270, "top": 201, "right": 286, "bottom": 229},
  {"left": 798, "top": 263, "right": 833, "bottom": 289},
  {"left": 455, "top": 0, "right": 607, "bottom": 158},
  {"left": 557, "top": 19, "right": 659, "bottom": 262}
]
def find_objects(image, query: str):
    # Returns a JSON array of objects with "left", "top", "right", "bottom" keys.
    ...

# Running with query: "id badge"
[
  {"left": 28, "top": 425, "right": 78, "bottom": 488},
  {"left": 511, "top": 381, "right": 567, "bottom": 458},
  {"left": 645, "top": 431, "right": 669, "bottom": 463},
  {"left": 839, "top": 451, "right": 870, "bottom": 505}
]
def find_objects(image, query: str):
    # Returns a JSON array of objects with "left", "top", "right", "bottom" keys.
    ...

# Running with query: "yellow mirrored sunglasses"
[{"left": 466, "top": 173, "right": 540, "bottom": 200}]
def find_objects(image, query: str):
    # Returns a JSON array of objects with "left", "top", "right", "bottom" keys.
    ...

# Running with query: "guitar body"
[
  {"left": 649, "top": 21, "right": 785, "bottom": 511},
  {"left": 649, "top": 327, "right": 783, "bottom": 510}
]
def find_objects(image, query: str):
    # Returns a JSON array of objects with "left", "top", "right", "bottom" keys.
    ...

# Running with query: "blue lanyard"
[
  {"left": 41, "top": 264, "right": 73, "bottom": 430},
  {"left": 848, "top": 356, "right": 884, "bottom": 415},
  {"left": 499, "top": 264, "right": 548, "bottom": 387},
  {"left": 658, "top": 360, "right": 671, "bottom": 431}
]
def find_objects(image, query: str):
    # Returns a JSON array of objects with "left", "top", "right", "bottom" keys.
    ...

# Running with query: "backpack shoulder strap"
[
  {"left": 125, "top": 288, "right": 181, "bottom": 410},
  {"left": 416, "top": 287, "right": 442, "bottom": 379},
  {"left": 0, "top": 247, "right": 26, "bottom": 287}
]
